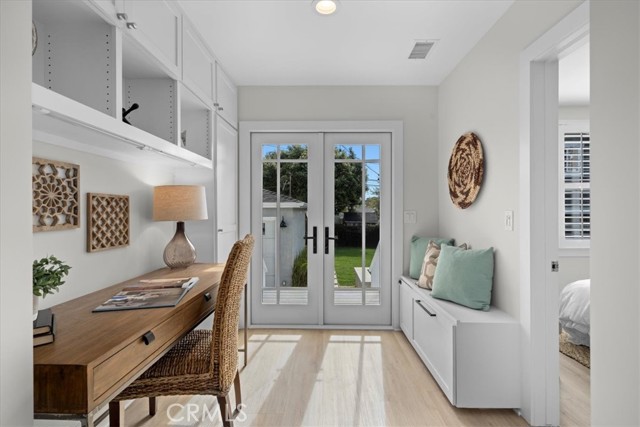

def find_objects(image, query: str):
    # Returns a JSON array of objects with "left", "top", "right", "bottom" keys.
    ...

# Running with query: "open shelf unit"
[
  {"left": 122, "top": 37, "right": 178, "bottom": 144},
  {"left": 33, "top": 0, "right": 116, "bottom": 117},
  {"left": 31, "top": 0, "right": 213, "bottom": 170},
  {"left": 179, "top": 84, "right": 212, "bottom": 160}
]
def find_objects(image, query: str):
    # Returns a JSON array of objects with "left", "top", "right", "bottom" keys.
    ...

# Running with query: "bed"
[{"left": 559, "top": 279, "right": 591, "bottom": 347}]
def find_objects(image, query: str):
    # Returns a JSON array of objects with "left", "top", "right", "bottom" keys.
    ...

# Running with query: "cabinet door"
[
  {"left": 399, "top": 280, "right": 414, "bottom": 339},
  {"left": 215, "top": 63, "right": 238, "bottom": 129},
  {"left": 182, "top": 19, "right": 214, "bottom": 105},
  {"left": 413, "top": 298, "right": 455, "bottom": 403},
  {"left": 88, "top": 0, "right": 119, "bottom": 25},
  {"left": 123, "top": 0, "right": 180, "bottom": 76},
  {"left": 215, "top": 117, "right": 238, "bottom": 262}
]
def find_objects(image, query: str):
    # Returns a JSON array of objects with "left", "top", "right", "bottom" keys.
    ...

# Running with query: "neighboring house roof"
[
  {"left": 343, "top": 210, "right": 379, "bottom": 225},
  {"left": 262, "top": 189, "right": 307, "bottom": 209}
]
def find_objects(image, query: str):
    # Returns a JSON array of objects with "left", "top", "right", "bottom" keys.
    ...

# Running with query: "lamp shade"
[{"left": 153, "top": 185, "right": 208, "bottom": 221}]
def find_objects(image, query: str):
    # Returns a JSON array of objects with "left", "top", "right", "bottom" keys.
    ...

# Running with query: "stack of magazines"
[
  {"left": 33, "top": 308, "right": 55, "bottom": 347},
  {"left": 93, "top": 277, "right": 199, "bottom": 312}
]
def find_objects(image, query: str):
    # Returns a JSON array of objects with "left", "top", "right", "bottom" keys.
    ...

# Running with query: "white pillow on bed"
[{"left": 559, "top": 279, "right": 591, "bottom": 347}]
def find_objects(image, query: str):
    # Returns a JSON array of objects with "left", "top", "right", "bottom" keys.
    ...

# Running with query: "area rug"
[{"left": 559, "top": 331, "right": 590, "bottom": 368}]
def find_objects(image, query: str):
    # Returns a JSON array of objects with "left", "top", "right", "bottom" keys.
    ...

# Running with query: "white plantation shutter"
[{"left": 559, "top": 122, "right": 590, "bottom": 248}]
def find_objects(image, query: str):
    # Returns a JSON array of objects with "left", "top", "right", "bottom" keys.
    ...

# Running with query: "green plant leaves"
[{"left": 33, "top": 255, "right": 71, "bottom": 298}]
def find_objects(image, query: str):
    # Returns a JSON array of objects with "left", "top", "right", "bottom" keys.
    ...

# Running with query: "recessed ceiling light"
[{"left": 313, "top": 0, "right": 337, "bottom": 15}]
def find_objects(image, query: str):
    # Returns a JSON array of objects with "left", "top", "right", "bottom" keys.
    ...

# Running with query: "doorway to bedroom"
[
  {"left": 557, "top": 34, "right": 591, "bottom": 426},
  {"left": 521, "top": 3, "right": 591, "bottom": 425},
  {"left": 248, "top": 131, "right": 392, "bottom": 327}
]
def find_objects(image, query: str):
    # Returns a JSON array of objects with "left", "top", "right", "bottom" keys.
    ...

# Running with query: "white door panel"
[{"left": 215, "top": 116, "right": 238, "bottom": 262}]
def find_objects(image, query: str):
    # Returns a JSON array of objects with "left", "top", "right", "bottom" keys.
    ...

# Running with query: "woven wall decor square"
[
  {"left": 87, "top": 193, "right": 130, "bottom": 252},
  {"left": 32, "top": 157, "right": 80, "bottom": 232}
]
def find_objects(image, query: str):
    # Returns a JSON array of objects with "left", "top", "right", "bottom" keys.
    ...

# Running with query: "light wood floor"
[
  {"left": 560, "top": 351, "right": 591, "bottom": 426},
  {"left": 122, "top": 329, "right": 590, "bottom": 427}
]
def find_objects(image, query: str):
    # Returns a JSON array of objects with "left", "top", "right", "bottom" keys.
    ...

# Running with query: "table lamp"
[{"left": 153, "top": 185, "right": 208, "bottom": 269}]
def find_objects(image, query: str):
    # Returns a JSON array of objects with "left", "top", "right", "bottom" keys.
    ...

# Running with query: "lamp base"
[{"left": 163, "top": 221, "right": 196, "bottom": 269}]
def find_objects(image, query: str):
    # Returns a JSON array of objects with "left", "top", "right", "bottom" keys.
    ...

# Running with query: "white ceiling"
[
  {"left": 179, "top": 0, "right": 514, "bottom": 86},
  {"left": 559, "top": 42, "right": 590, "bottom": 106}
]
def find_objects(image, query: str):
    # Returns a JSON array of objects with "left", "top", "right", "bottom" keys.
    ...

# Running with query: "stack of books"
[{"left": 33, "top": 308, "right": 56, "bottom": 347}]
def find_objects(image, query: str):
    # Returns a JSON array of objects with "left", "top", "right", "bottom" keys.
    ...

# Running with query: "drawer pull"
[
  {"left": 204, "top": 292, "right": 212, "bottom": 302},
  {"left": 142, "top": 331, "right": 155, "bottom": 345},
  {"left": 416, "top": 300, "right": 436, "bottom": 317}
]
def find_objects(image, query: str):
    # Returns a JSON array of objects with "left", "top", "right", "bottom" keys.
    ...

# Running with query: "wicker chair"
[{"left": 109, "top": 234, "right": 254, "bottom": 427}]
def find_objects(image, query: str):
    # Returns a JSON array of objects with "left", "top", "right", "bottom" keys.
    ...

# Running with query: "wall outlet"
[
  {"left": 504, "top": 210, "right": 514, "bottom": 231},
  {"left": 404, "top": 211, "right": 417, "bottom": 224}
]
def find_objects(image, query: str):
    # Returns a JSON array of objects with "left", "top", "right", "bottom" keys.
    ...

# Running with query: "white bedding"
[{"left": 559, "top": 279, "right": 591, "bottom": 347}]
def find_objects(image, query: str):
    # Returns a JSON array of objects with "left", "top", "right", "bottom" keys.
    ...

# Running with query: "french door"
[{"left": 250, "top": 132, "right": 391, "bottom": 326}]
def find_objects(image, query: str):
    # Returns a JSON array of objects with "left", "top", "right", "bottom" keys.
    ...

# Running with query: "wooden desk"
[{"left": 33, "top": 263, "right": 224, "bottom": 427}]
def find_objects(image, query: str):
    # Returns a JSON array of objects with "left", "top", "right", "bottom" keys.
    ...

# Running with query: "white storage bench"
[{"left": 399, "top": 276, "right": 520, "bottom": 408}]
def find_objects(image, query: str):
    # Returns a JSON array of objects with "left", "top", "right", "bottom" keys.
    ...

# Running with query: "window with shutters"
[{"left": 559, "top": 121, "right": 590, "bottom": 249}]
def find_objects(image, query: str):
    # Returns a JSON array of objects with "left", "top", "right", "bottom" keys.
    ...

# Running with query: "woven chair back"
[{"left": 211, "top": 234, "right": 254, "bottom": 393}]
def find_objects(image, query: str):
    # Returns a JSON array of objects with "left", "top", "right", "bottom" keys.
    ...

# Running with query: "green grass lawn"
[{"left": 334, "top": 246, "right": 375, "bottom": 286}]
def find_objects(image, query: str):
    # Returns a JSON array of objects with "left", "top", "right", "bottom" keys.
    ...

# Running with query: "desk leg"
[
  {"left": 244, "top": 284, "right": 248, "bottom": 367},
  {"left": 79, "top": 415, "right": 94, "bottom": 427},
  {"left": 109, "top": 401, "right": 125, "bottom": 426}
]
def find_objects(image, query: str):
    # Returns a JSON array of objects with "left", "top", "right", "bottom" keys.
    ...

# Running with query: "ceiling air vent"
[{"left": 409, "top": 40, "right": 435, "bottom": 59}]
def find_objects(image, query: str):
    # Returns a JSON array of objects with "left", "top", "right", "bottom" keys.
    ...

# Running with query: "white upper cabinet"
[
  {"left": 215, "top": 63, "right": 238, "bottom": 129},
  {"left": 33, "top": 0, "right": 118, "bottom": 118},
  {"left": 121, "top": 0, "right": 181, "bottom": 77},
  {"left": 87, "top": 0, "right": 119, "bottom": 25},
  {"left": 31, "top": 0, "right": 236, "bottom": 170},
  {"left": 182, "top": 18, "right": 214, "bottom": 106}
]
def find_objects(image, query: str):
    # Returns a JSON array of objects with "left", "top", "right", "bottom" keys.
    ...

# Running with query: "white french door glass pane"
[
  {"left": 365, "top": 145, "right": 381, "bottom": 305},
  {"left": 261, "top": 163, "right": 277, "bottom": 304},
  {"left": 332, "top": 144, "right": 381, "bottom": 306},
  {"left": 323, "top": 133, "right": 391, "bottom": 326},
  {"left": 251, "top": 133, "right": 321, "bottom": 326},
  {"left": 262, "top": 146, "right": 309, "bottom": 305}
]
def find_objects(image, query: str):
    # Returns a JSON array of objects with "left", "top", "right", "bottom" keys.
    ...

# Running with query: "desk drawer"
[{"left": 92, "top": 286, "right": 216, "bottom": 400}]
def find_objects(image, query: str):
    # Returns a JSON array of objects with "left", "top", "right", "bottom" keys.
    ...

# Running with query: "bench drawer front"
[
  {"left": 413, "top": 298, "right": 455, "bottom": 403},
  {"left": 399, "top": 280, "right": 415, "bottom": 339}
]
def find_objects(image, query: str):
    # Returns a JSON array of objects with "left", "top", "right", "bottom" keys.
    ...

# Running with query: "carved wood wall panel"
[
  {"left": 32, "top": 157, "right": 80, "bottom": 232},
  {"left": 87, "top": 193, "right": 130, "bottom": 253}
]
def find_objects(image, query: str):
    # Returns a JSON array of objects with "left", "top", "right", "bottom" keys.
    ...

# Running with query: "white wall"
[
  {"left": 437, "top": 1, "right": 581, "bottom": 320},
  {"left": 0, "top": 1, "right": 34, "bottom": 425},
  {"left": 238, "top": 86, "right": 439, "bottom": 273},
  {"left": 32, "top": 142, "right": 175, "bottom": 308},
  {"left": 590, "top": 1, "right": 640, "bottom": 425},
  {"left": 437, "top": 1, "right": 581, "bottom": 423},
  {"left": 559, "top": 105, "right": 589, "bottom": 120}
]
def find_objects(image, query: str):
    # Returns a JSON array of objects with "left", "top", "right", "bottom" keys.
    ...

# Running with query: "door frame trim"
[
  {"left": 518, "top": 3, "right": 589, "bottom": 425},
  {"left": 239, "top": 121, "right": 404, "bottom": 328}
]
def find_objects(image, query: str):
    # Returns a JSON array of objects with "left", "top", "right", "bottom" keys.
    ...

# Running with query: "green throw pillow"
[
  {"left": 431, "top": 245, "right": 494, "bottom": 311},
  {"left": 409, "top": 236, "right": 454, "bottom": 279}
]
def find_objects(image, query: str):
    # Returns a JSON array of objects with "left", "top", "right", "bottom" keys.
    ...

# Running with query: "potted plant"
[{"left": 33, "top": 255, "right": 71, "bottom": 321}]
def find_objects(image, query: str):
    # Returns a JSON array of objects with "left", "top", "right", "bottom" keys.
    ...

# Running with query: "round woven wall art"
[{"left": 448, "top": 132, "right": 484, "bottom": 209}]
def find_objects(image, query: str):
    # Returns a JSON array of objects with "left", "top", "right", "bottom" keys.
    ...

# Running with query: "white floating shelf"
[{"left": 32, "top": 83, "right": 212, "bottom": 169}]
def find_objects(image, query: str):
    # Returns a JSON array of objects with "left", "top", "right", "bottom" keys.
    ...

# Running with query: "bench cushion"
[
  {"left": 431, "top": 245, "right": 494, "bottom": 311},
  {"left": 409, "top": 236, "right": 454, "bottom": 279}
]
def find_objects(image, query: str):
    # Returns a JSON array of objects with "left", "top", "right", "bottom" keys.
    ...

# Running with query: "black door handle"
[
  {"left": 325, "top": 227, "right": 338, "bottom": 254},
  {"left": 303, "top": 226, "right": 317, "bottom": 254}
]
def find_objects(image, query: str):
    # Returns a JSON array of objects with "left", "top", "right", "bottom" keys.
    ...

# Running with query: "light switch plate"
[
  {"left": 404, "top": 211, "right": 417, "bottom": 224},
  {"left": 504, "top": 210, "right": 514, "bottom": 231}
]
